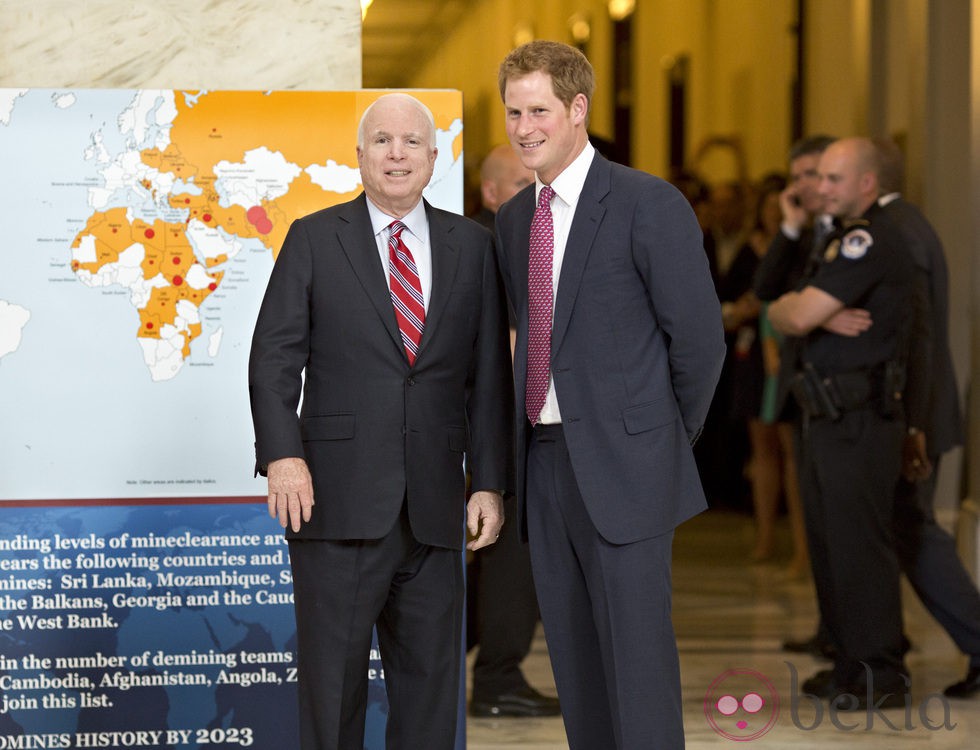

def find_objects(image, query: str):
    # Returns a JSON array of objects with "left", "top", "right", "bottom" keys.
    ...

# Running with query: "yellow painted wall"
[
  {"left": 804, "top": 0, "right": 871, "bottom": 138},
  {"left": 406, "top": 0, "right": 801, "bottom": 186}
]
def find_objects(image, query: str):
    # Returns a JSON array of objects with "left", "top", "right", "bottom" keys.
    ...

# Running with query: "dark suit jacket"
[
  {"left": 495, "top": 154, "right": 725, "bottom": 544},
  {"left": 248, "top": 194, "right": 514, "bottom": 549},
  {"left": 881, "top": 197, "right": 963, "bottom": 454}
]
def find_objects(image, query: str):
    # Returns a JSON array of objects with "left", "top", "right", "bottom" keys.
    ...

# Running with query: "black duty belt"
[{"left": 790, "top": 364, "right": 876, "bottom": 421}]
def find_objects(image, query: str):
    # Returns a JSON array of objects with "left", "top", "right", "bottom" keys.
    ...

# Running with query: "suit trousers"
[
  {"left": 894, "top": 455, "right": 980, "bottom": 665},
  {"left": 526, "top": 424, "right": 684, "bottom": 750},
  {"left": 288, "top": 505, "right": 463, "bottom": 750},
  {"left": 796, "top": 408, "right": 907, "bottom": 689}
]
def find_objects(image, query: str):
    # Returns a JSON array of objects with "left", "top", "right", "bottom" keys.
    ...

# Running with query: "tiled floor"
[{"left": 467, "top": 508, "right": 980, "bottom": 748}]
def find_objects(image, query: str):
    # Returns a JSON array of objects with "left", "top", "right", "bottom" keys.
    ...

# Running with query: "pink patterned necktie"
[
  {"left": 526, "top": 185, "right": 555, "bottom": 424},
  {"left": 387, "top": 220, "right": 425, "bottom": 365}
]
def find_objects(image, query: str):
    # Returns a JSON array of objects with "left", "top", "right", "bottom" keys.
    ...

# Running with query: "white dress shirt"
[
  {"left": 367, "top": 199, "right": 432, "bottom": 310},
  {"left": 536, "top": 141, "right": 595, "bottom": 424}
]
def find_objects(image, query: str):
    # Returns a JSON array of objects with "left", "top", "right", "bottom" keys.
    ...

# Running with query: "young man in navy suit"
[
  {"left": 494, "top": 41, "right": 725, "bottom": 749},
  {"left": 249, "top": 93, "right": 513, "bottom": 750}
]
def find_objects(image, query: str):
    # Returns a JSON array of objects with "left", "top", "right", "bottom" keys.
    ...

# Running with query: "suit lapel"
[
  {"left": 416, "top": 202, "right": 460, "bottom": 362},
  {"left": 551, "top": 156, "right": 608, "bottom": 353},
  {"left": 336, "top": 194, "right": 404, "bottom": 356},
  {"left": 507, "top": 190, "right": 536, "bottom": 390}
]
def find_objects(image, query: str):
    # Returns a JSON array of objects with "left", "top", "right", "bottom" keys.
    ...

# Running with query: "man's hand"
[
  {"left": 267, "top": 457, "right": 315, "bottom": 532},
  {"left": 902, "top": 430, "right": 933, "bottom": 482},
  {"left": 822, "top": 307, "right": 872, "bottom": 337},
  {"left": 779, "top": 186, "right": 808, "bottom": 234},
  {"left": 466, "top": 491, "right": 504, "bottom": 551}
]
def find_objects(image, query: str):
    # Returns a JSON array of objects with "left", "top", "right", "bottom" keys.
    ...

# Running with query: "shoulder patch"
[{"left": 840, "top": 228, "right": 873, "bottom": 259}]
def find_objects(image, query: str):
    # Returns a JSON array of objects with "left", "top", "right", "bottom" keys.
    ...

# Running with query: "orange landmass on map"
[
  {"left": 159, "top": 90, "right": 461, "bottom": 255},
  {"left": 70, "top": 208, "right": 222, "bottom": 353}
]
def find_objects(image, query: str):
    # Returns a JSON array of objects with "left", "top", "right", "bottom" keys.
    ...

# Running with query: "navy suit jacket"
[
  {"left": 249, "top": 194, "right": 514, "bottom": 549},
  {"left": 495, "top": 154, "right": 725, "bottom": 544}
]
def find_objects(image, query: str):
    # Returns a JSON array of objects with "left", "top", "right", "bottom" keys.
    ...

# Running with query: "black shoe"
[
  {"left": 832, "top": 679, "right": 909, "bottom": 711},
  {"left": 783, "top": 635, "right": 837, "bottom": 661},
  {"left": 469, "top": 685, "right": 561, "bottom": 717},
  {"left": 944, "top": 667, "right": 980, "bottom": 699},
  {"left": 831, "top": 688, "right": 908, "bottom": 711},
  {"left": 801, "top": 669, "right": 838, "bottom": 698}
]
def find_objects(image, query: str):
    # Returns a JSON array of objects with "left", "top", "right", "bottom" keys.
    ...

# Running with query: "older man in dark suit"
[
  {"left": 249, "top": 93, "right": 513, "bottom": 750},
  {"left": 494, "top": 41, "right": 725, "bottom": 749},
  {"left": 873, "top": 138, "right": 980, "bottom": 699}
]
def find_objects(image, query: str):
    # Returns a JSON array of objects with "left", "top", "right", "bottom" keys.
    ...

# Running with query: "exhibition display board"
[{"left": 0, "top": 88, "right": 464, "bottom": 749}]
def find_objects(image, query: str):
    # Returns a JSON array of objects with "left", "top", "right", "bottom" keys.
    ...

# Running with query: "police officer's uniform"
[{"left": 792, "top": 202, "right": 915, "bottom": 697}]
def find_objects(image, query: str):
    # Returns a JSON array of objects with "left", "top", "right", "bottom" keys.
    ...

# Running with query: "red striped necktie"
[
  {"left": 526, "top": 185, "right": 555, "bottom": 424},
  {"left": 387, "top": 220, "right": 425, "bottom": 365}
]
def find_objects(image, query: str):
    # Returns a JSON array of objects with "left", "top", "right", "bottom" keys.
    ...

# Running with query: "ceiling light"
[{"left": 608, "top": 0, "right": 636, "bottom": 21}]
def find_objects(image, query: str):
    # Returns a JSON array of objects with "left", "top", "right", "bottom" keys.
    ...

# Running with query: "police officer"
[{"left": 769, "top": 137, "right": 915, "bottom": 709}]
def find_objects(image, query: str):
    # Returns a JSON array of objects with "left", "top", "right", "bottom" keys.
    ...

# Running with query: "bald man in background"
[{"left": 466, "top": 144, "right": 559, "bottom": 718}]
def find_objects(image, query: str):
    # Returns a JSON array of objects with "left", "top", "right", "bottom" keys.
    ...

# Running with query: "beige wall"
[
  {"left": 408, "top": 0, "right": 798, "bottom": 185},
  {"left": 402, "top": 0, "right": 946, "bottom": 191}
]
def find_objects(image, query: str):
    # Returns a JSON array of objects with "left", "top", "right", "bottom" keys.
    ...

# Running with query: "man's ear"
[
  {"left": 481, "top": 179, "right": 498, "bottom": 208},
  {"left": 569, "top": 93, "right": 589, "bottom": 126},
  {"left": 860, "top": 170, "right": 876, "bottom": 194}
]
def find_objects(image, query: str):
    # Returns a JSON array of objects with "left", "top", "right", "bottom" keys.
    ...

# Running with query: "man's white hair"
[{"left": 357, "top": 93, "right": 437, "bottom": 148}]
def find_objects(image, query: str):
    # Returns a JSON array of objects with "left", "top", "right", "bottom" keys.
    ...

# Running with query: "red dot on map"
[
  {"left": 208, "top": 283, "right": 217, "bottom": 291},
  {"left": 247, "top": 206, "right": 274, "bottom": 235},
  {"left": 146, "top": 322, "right": 154, "bottom": 330},
  {"left": 173, "top": 276, "right": 183, "bottom": 286},
  {"left": 172, "top": 257, "right": 181, "bottom": 265},
  {"left": 112, "top": 228, "right": 118, "bottom": 233},
  {"left": 144, "top": 229, "right": 155, "bottom": 239},
  {"left": 184, "top": 198, "right": 190, "bottom": 204},
  {"left": 203, "top": 214, "right": 212, "bottom": 222}
]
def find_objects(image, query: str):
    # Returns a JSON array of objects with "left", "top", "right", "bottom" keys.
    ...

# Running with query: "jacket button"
[{"left": 407, "top": 377, "right": 416, "bottom": 386}]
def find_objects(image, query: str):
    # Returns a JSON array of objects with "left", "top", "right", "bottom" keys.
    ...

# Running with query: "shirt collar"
[
  {"left": 878, "top": 192, "right": 901, "bottom": 207},
  {"left": 536, "top": 141, "right": 596, "bottom": 206},
  {"left": 366, "top": 198, "right": 428, "bottom": 242}
]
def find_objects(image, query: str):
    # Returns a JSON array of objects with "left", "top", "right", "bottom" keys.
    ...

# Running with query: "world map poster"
[{"left": 0, "top": 89, "right": 464, "bottom": 749}]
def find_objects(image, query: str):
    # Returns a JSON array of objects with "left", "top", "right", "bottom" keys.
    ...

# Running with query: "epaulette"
[{"left": 843, "top": 218, "right": 871, "bottom": 229}]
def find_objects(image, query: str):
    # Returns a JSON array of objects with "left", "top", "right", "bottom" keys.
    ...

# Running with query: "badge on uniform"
[
  {"left": 840, "top": 228, "right": 873, "bottom": 259},
  {"left": 824, "top": 238, "right": 840, "bottom": 262}
]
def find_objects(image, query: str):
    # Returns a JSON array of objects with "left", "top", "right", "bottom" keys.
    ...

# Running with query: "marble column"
[{"left": 0, "top": 0, "right": 361, "bottom": 89}]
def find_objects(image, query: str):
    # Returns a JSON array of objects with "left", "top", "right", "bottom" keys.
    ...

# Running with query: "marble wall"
[{"left": 0, "top": 0, "right": 361, "bottom": 89}]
